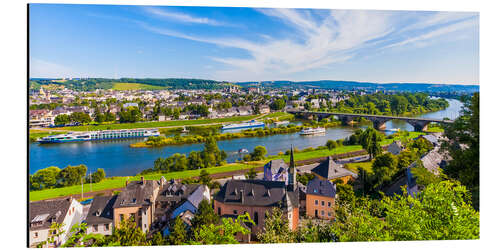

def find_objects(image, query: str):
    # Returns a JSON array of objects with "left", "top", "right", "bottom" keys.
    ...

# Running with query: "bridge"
[{"left": 288, "top": 110, "right": 454, "bottom": 132}]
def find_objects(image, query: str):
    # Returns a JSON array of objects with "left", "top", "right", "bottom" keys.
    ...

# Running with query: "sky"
[{"left": 29, "top": 4, "right": 479, "bottom": 85}]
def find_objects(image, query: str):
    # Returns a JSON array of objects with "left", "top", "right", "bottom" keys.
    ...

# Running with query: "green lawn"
[
  {"left": 53, "top": 115, "right": 261, "bottom": 131},
  {"left": 112, "top": 82, "right": 168, "bottom": 90},
  {"left": 29, "top": 130, "right": 65, "bottom": 142},
  {"left": 345, "top": 161, "right": 374, "bottom": 174},
  {"left": 29, "top": 162, "right": 263, "bottom": 201},
  {"left": 259, "top": 112, "right": 294, "bottom": 121}
]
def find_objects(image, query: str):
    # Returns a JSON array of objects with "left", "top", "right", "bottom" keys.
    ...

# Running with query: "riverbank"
[
  {"left": 29, "top": 130, "right": 423, "bottom": 201},
  {"left": 130, "top": 120, "right": 341, "bottom": 148}
]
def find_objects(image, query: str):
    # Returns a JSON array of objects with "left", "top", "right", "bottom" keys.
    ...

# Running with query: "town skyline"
[{"left": 29, "top": 4, "right": 479, "bottom": 85}]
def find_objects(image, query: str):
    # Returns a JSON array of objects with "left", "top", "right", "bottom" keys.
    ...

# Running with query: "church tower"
[{"left": 287, "top": 145, "right": 296, "bottom": 191}]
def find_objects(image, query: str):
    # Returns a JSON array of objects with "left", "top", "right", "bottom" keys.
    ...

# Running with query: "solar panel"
[{"left": 31, "top": 213, "right": 50, "bottom": 223}]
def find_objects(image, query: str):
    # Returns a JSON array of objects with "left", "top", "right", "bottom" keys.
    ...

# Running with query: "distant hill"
[{"left": 237, "top": 80, "right": 479, "bottom": 94}]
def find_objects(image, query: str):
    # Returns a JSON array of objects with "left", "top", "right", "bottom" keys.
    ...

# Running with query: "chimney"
[{"left": 141, "top": 176, "right": 145, "bottom": 185}]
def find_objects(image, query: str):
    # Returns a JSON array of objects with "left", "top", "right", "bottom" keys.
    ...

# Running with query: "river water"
[{"left": 29, "top": 99, "right": 463, "bottom": 176}]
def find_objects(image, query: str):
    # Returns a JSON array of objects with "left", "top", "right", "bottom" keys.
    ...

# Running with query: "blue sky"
[{"left": 29, "top": 4, "right": 479, "bottom": 84}]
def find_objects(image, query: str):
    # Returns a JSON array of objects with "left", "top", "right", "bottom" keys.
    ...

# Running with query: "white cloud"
[
  {"left": 139, "top": 9, "right": 478, "bottom": 81},
  {"left": 143, "top": 7, "right": 230, "bottom": 26}
]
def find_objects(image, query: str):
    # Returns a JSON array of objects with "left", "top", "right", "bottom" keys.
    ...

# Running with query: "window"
[
  {"left": 34, "top": 232, "right": 38, "bottom": 238},
  {"left": 328, "top": 202, "right": 331, "bottom": 207},
  {"left": 93, "top": 225, "right": 98, "bottom": 232},
  {"left": 328, "top": 212, "right": 332, "bottom": 217},
  {"left": 254, "top": 212, "right": 259, "bottom": 225},
  {"left": 217, "top": 207, "right": 221, "bottom": 216},
  {"left": 233, "top": 210, "right": 238, "bottom": 215},
  {"left": 120, "top": 214, "right": 124, "bottom": 222},
  {"left": 104, "top": 224, "right": 110, "bottom": 231},
  {"left": 321, "top": 210, "right": 325, "bottom": 216},
  {"left": 315, "top": 200, "right": 318, "bottom": 205},
  {"left": 314, "top": 209, "right": 318, "bottom": 217},
  {"left": 321, "top": 201, "right": 325, "bottom": 206}
]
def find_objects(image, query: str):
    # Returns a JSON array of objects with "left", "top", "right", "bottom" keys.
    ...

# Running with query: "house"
[
  {"left": 154, "top": 180, "right": 210, "bottom": 228},
  {"left": 113, "top": 177, "right": 161, "bottom": 233},
  {"left": 262, "top": 159, "right": 288, "bottom": 182},
  {"left": 85, "top": 195, "right": 117, "bottom": 236},
  {"left": 311, "top": 156, "right": 358, "bottom": 184},
  {"left": 305, "top": 177, "right": 336, "bottom": 219},
  {"left": 387, "top": 140, "right": 404, "bottom": 155},
  {"left": 123, "top": 102, "right": 139, "bottom": 109},
  {"left": 416, "top": 134, "right": 439, "bottom": 146},
  {"left": 213, "top": 149, "right": 299, "bottom": 242},
  {"left": 29, "top": 197, "right": 84, "bottom": 248},
  {"left": 259, "top": 105, "right": 271, "bottom": 114},
  {"left": 237, "top": 106, "right": 253, "bottom": 116}
]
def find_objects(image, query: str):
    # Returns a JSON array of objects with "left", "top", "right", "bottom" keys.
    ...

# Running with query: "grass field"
[
  {"left": 345, "top": 161, "right": 374, "bottom": 174},
  {"left": 112, "top": 82, "right": 168, "bottom": 90},
  {"left": 259, "top": 112, "right": 295, "bottom": 121},
  {"left": 29, "top": 127, "right": 425, "bottom": 201},
  {"left": 51, "top": 114, "right": 261, "bottom": 131},
  {"left": 29, "top": 130, "right": 65, "bottom": 142}
]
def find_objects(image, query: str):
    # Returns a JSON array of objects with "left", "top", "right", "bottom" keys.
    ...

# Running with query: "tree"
[
  {"left": 257, "top": 207, "right": 295, "bottom": 243},
  {"left": 199, "top": 169, "right": 212, "bottom": 185},
  {"left": 250, "top": 145, "right": 267, "bottom": 161},
  {"left": 69, "top": 112, "right": 91, "bottom": 124},
  {"left": 270, "top": 99, "right": 286, "bottom": 110},
  {"left": 151, "top": 232, "right": 167, "bottom": 246},
  {"left": 245, "top": 167, "right": 257, "bottom": 180},
  {"left": 360, "top": 128, "right": 383, "bottom": 160},
  {"left": 57, "top": 164, "right": 87, "bottom": 187},
  {"left": 168, "top": 217, "right": 187, "bottom": 245},
  {"left": 295, "top": 220, "right": 333, "bottom": 242},
  {"left": 332, "top": 181, "right": 479, "bottom": 241},
  {"left": 371, "top": 153, "right": 398, "bottom": 190},
  {"left": 325, "top": 140, "right": 338, "bottom": 150},
  {"left": 118, "top": 106, "right": 143, "bottom": 123},
  {"left": 87, "top": 168, "right": 106, "bottom": 183},
  {"left": 190, "top": 214, "right": 254, "bottom": 244},
  {"left": 108, "top": 217, "right": 149, "bottom": 246},
  {"left": 31, "top": 166, "right": 61, "bottom": 190},
  {"left": 54, "top": 114, "right": 70, "bottom": 125},
  {"left": 410, "top": 162, "right": 442, "bottom": 187},
  {"left": 190, "top": 199, "right": 220, "bottom": 231},
  {"left": 440, "top": 93, "right": 479, "bottom": 209}
]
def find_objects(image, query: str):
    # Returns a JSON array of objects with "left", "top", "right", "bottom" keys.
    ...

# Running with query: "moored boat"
[
  {"left": 222, "top": 120, "right": 265, "bottom": 130},
  {"left": 37, "top": 128, "right": 160, "bottom": 143},
  {"left": 299, "top": 127, "right": 326, "bottom": 135}
]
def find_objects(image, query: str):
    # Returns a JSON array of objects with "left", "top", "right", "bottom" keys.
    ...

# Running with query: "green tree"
[
  {"left": 360, "top": 128, "right": 382, "bottom": 160},
  {"left": 199, "top": 169, "right": 212, "bottom": 185},
  {"left": 108, "top": 217, "right": 149, "bottom": 246},
  {"left": 257, "top": 207, "right": 295, "bottom": 243},
  {"left": 371, "top": 153, "right": 398, "bottom": 190},
  {"left": 245, "top": 167, "right": 257, "bottom": 180},
  {"left": 332, "top": 181, "right": 479, "bottom": 241},
  {"left": 31, "top": 166, "right": 61, "bottom": 190},
  {"left": 270, "top": 99, "right": 286, "bottom": 110},
  {"left": 57, "top": 164, "right": 87, "bottom": 187},
  {"left": 118, "top": 106, "right": 143, "bottom": 123},
  {"left": 190, "top": 199, "right": 220, "bottom": 231},
  {"left": 440, "top": 93, "right": 479, "bottom": 209},
  {"left": 86, "top": 168, "right": 106, "bottom": 183},
  {"left": 250, "top": 145, "right": 267, "bottom": 161},
  {"left": 151, "top": 232, "right": 167, "bottom": 246},
  {"left": 169, "top": 216, "right": 188, "bottom": 245},
  {"left": 190, "top": 214, "right": 254, "bottom": 244},
  {"left": 54, "top": 114, "right": 70, "bottom": 125},
  {"left": 325, "top": 140, "right": 338, "bottom": 150}
]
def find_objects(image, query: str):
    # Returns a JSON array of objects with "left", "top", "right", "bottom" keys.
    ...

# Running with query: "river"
[{"left": 29, "top": 98, "right": 463, "bottom": 176}]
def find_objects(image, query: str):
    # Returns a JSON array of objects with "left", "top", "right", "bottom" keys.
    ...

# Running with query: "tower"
[{"left": 287, "top": 145, "right": 296, "bottom": 191}]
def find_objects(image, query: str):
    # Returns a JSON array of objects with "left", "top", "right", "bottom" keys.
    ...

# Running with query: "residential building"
[
  {"left": 311, "top": 156, "right": 358, "bottom": 184},
  {"left": 112, "top": 177, "right": 161, "bottom": 233},
  {"left": 213, "top": 148, "right": 299, "bottom": 242},
  {"left": 387, "top": 140, "right": 404, "bottom": 155},
  {"left": 85, "top": 195, "right": 117, "bottom": 236},
  {"left": 29, "top": 197, "right": 84, "bottom": 248},
  {"left": 305, "top": 177, "right": 336, "bottom": 219},
  {"left": 259, "top": 105, "right": 271, "bottom": 114}
]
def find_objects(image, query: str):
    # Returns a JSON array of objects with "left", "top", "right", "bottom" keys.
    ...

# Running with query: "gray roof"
[
  {"left": 420, "top": 134, "right": 439, "bottom": 144},
  {"left": 113, "top": 179, "right": 160, "bottom": 209},
  {"left": 187, "top": 185, "right": 208, "bottom": 208},
  {"left": 264, "top": 159, "right": 288, "bottom": 176},
  {"left": 387, "top": 140, "right": 403, "bottom": 155},
  {"left": 85, "top": 195, "right": 117, "bottom": 225},
  {"left": 29, "top": 198, "right": 72, "bottom": 231},
  {"left": 215, "top": 180, "right": 299, "bottom": 208},
  {"left": 409, "top": 148, "right": 445, "bottom": 175},
  {"left": 306, "top": 177, "right": 336, "bottom": 198},
  {"left": 311, "top": 156, "right": 358, "bottom": 180}
]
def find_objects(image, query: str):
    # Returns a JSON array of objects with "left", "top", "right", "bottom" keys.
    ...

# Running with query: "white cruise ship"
[
  {"left": 221, "top": 120, "right": 265, "bottom": 130},
  {"left": 299, "top": 127, "right": 326, "bottom": 135},
  {"left": 37, "top": 128, "right": 160, "bottom": 143}
]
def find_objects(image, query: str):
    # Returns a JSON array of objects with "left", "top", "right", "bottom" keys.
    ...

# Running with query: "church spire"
[{"left": 288, "top": 145, "right": 296, "bottom": 191}]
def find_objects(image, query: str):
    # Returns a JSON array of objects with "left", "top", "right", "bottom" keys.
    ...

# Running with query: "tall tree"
[
  {"left": 440, "top": 92, "right": 479, "bottom": 209},
  {"left": 168, "top": 216, "right": 187, "bottom": 245},
  {"left": 257, "top": 207, "right": 295, "bottom": 243}
]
